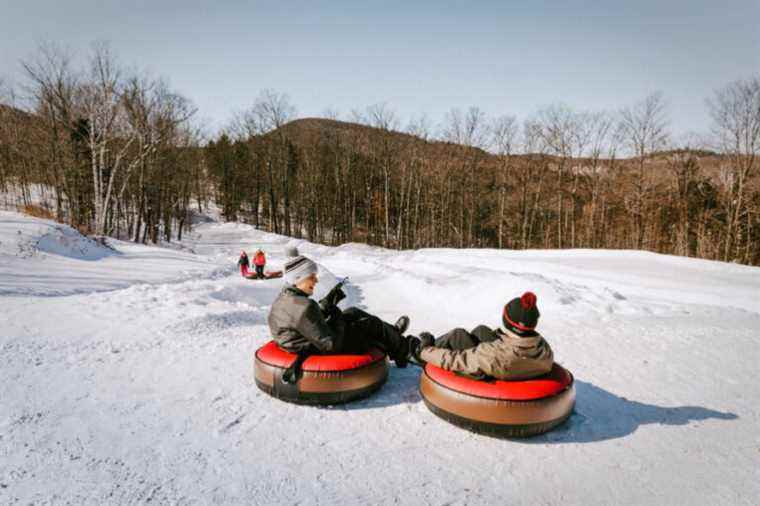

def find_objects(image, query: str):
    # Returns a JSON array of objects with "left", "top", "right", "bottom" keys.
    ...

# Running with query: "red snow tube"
[
  {"left": 419, "top": 363, "right": 575, "bottom": 437},
  {"left": 254, "top": 341, "right": 389, "bottom": 405},
  {"left": 240, "top": 263, "right": 283, "bottom": 280}
]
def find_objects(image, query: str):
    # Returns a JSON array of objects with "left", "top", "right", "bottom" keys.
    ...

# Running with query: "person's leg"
[
  {"left": 425, "top": 327, "right": 490, "bottom": 380},
  {"left": 256, "top": 265, "right": 264, "bottom": 278},
  {"left": 434, "top": 328, "right": 479, "bottom": 351},
  {"left": 470, "top": 325, "right": 499, "bottom": 343},
  {"left": 341, "top": 307, "right": 407, "bottom": 361},
  {"left": 324, "top": 306, "right": 351, "bottom": 353},
  {"left": 341, "top": 307, "right": 369, "bottom": 324}
]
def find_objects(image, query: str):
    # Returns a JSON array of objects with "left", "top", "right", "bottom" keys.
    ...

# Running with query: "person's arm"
[
  {"left": 419, "top": 341, "right": 498, "bottom": 377},
  {"left": 319, "top": 278, "right": 348, "bottom": 312},
  {"left": 294, "top": 300, "right": 338, "bottom": 352}
]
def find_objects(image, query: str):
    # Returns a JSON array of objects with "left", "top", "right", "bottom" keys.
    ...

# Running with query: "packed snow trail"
[{"left": 1, "top": 210, "right": 758, "bottom": 505}]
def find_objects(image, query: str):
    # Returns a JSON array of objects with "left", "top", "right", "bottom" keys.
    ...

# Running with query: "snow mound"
[
  {"left": 0, "top": 211, "right": 222, "bottom": 296},
  {"left": 207, "top": 283, "right": 282, "bottom": 307},
  {"left": 36, "top": 228, "right": 115, "bottom": 261},
  {"left": 0, "top": 212, "right": 115, "bottom": 261}
]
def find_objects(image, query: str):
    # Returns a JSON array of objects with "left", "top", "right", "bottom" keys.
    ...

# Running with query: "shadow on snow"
[
  {"left": 525, "top": 380, "right": 737, "bottom": 444},
  {"left": 341, "top": 374, "right": 738, "bottom": 444}
]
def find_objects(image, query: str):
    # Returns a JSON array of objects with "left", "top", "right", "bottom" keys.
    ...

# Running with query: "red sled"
[{"left": 240, "top": 262, "right": 282, "bottom": 280}]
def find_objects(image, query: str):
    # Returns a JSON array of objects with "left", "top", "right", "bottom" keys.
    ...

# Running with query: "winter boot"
[
  {"left": 407, "top": 336, "right": 425, "bottom": 367},
  {"left": 392, "top": 335, "right": 413, "bottom": 369},
  {"left": 394, "top": 315, "right": 410, "bottom": 335}
]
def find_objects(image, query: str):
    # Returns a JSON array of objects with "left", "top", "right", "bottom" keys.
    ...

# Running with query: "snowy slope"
[
  {"left": 0, "top": 212, "right": 225, "bottom": 296},
  {"left": 1, "top": 210, "right": 759, "bottom": 505}
]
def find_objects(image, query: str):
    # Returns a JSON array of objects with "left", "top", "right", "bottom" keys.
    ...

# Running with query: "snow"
[{"left": 1, "top": 209, "right": 759, "bottom": 505}]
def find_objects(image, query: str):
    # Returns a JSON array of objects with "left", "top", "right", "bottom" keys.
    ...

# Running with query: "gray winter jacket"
[{"left": 267, "top": 285, "right": 337, "bottom": 353}]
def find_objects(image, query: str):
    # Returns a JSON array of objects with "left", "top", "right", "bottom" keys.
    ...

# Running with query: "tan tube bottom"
[
  {"left": 420, "top": 369, "right": 575, "bottom": 437},
  {"left": 254, "top": 356, "right": 389, "bottom": 405}
]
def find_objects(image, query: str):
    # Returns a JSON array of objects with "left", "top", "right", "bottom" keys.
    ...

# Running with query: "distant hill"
[
  {"left": 264, "top": 117, "right": 728, "bottom": 176},
  {"left": 269, "top": 117, "right": 493, "bottom": 161},
  {"left": 0, "top": 103, "right": 40, "bottom": 128},
  {"left": 1, "top": 105, "right": 726, "bottom": 169}
]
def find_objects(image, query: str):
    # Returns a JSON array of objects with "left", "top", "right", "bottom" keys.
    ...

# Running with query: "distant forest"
[{"left": 1, "top": 43, "right": 759, "bottom": 265}]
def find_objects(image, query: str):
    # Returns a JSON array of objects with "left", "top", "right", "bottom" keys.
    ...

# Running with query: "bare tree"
[
  {"left": 363, "top": 103, "right": 400, "bottom": 244},
  {"left": 581, "top": 111, "right": 617, "bottom": 247},
  {"left": 228, "top": 108, "right": 260, "bottom": 141},
  {"left": 406, "top": 113, "right": 432, "bottom": 141},
  {"left": 248, "top": 89, "right": 297, "bottom": 234},
  {"left": 618, "top": 92, "right": 669, "bottom": 249},
  {"left": 348, "top": 108, "right": 366, "bottom": 124},
  {"left": 619, "top": 92, "right": 669, "bottom": 158},
  {"left": 250, "top": 88, "right": 296, "bottom": 133},
  {"left": 441, "top": 106, "right": 489, "bottom": 148},
  {"left": 535, "top": 104, "right": 589, "bottom": 248},
  {"left": 491, "top": 114, "right": 519, "bottom": 248},
  {"left": 707, "top": 76, "right": 760, "bottom": 262},
  {"left": 365, "top": 102, "right": 399, "bottom": 132},
  {"left": 77, "top": 42, "right": 165, "bottom": 236},
  {"left": 440, "top": 107, "right": 490, "bottom": 246},
  {"left": 21, "top": 42, "right": 80, "bottom": 222},
  {"left": 121, "top": 74, "right": 196, "bottom": 239},
  {"left": 81, "top": 41, "right": 124, "bottom": 235},
  {"left": 519, "top": 119, "right": 550, "bottom": 248}
]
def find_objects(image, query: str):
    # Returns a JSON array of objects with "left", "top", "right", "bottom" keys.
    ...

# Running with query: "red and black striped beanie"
[{"left": 502, "top": 292, "right": 540, "bottom": 334}]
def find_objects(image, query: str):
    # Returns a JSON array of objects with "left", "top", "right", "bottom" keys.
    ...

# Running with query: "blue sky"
[{"left": 1, "top": 0, "right": 758, "bottom": 138}]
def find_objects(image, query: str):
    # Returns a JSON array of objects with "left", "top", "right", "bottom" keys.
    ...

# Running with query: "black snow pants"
[
  {"left": 326, "top": 307, "right": 406, "bottom": 360},
  {"left": 255, "top": 265, "right": 265, "bottom": 278},
  {"left": 434, "top": 325, "right": 500, "bottom": 351},
  {"left": 430, "top": 325, "right": 500, "bottom": 379}
]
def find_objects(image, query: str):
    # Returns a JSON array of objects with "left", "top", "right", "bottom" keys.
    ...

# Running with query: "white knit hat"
[{"left": 283, "top": 255, "right": 318, "bottom": 285}]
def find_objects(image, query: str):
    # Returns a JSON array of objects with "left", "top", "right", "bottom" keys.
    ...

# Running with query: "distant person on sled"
[
  {"left": 237, "top": 251, "right": 251, "bottom": 275},
  {"left": 267, "top": 255, "right": 414, "bottom": 370},
  {"left": 410, "top": 292, "right": 554, "bottom": 380},
  {"left": 253, "top": 249, "right": 266, "bottom": 278},
  {"left": 238, "top": 250, "right": 281, "bottom": 280}
]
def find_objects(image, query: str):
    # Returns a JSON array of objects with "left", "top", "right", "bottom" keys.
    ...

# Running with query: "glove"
[
  {"left": 418, "top": 331, "right": 435, "bottom": 349},
  {"left": 319, "top": 283, "right": 347, "bottom": 311},
  {"left": 322, "top": 304, "right": 342, "bottom": 324},
  {"left": 411, "top": 332, "right": 435, "bottom": 365}
]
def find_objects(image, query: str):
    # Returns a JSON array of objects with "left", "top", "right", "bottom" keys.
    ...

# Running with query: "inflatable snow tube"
[
  {"left": 420, "top": 363, "right": 575, "bottom": 437},
  {"left": 240, "top": 263, "right": 283, "bottom": 280},
  {"left": 254, "top": 341, "right": 389, "bottom": 405}
]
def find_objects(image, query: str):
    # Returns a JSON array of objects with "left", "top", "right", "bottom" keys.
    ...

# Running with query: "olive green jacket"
[{"left": 420, "top": 327, "right": 554, "bottom": 380}]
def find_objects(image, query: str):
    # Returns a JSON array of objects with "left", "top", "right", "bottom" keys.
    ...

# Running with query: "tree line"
[
  {"left": 206, "top": 82, "right": 759, "bottom": 265},
  {"left": 1, "top": 43, "right": 758, "bottom": 265},
  {"left": 0, "top": 42, "right": 203, "bottom": 243}
]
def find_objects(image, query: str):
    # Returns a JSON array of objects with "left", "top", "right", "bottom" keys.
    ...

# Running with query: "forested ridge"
[
  {"left": 206, "top": 114, "right": 757, "bottom": 265},
  {"left": 1, "top": 44, "right": 758, "bottom": 265}
]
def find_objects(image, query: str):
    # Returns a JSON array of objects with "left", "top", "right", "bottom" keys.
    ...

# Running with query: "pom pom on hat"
[
  {"left": 520, "top": 291, "right": 537, "bottom": 310},
  {"left": 503, "top": 291, "right": 540, "bottom": 334}
]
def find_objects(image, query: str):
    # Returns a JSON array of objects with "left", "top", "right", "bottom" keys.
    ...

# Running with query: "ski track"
[{"left": 1, "top": 212, "right": 759, "bottom": 505}]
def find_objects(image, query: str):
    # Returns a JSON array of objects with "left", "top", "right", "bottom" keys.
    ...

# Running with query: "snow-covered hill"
[{"left": 1, "top": 210, "right": 758, "bottom": 505}]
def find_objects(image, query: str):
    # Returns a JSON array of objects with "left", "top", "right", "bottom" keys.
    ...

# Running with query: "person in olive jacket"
[
  {"left": 412, "top": 292, "right": 554, "bottom": 380},
  {"left": 267, "top": 255, "right": 413, "bottom": 367}
]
